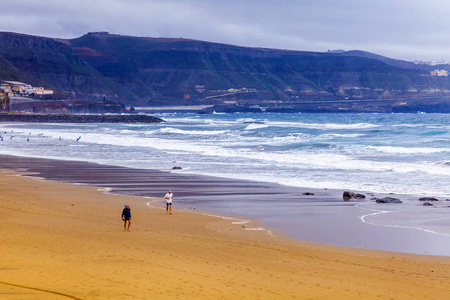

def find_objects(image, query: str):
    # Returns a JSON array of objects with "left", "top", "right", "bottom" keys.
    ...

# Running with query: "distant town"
[
  {"left": 0, "top": 81, "right": 54, "bottom": 112},
  {"left": 414, "top": 60, "right": 450, "bottom": 66},
  {"left": 430, "top": 69, "right": 448, "bottom": 77},
  {"left": 0, "top": 80, "right": 54, "bottom": 98}
]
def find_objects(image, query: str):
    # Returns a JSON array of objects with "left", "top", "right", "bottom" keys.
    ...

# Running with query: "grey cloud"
[{"left": 1, "top": 0, "right": 450, "bottom": 61}]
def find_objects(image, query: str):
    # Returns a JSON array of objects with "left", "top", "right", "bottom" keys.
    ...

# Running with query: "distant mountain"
[
  {"left": 341, "top": 50, "right": 419, "bottom": 69},
  {"left": 65, "top": 33, "right": 450, "bottom": 106},
  {"left": 1, "top": 31, "right": 450, "bottom": 112}
]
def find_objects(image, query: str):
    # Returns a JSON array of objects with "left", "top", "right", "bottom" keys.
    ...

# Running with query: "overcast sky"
[{"left": 1, "top": 0, "right": 450, "bottom": 62}]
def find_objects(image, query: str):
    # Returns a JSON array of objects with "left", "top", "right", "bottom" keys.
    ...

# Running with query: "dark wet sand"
[
  {"left": 0, "top": 155, "right": 313, "bottom": 198},
  {"left": 2, "top": 154, "right": 450, "bottom": 256}
]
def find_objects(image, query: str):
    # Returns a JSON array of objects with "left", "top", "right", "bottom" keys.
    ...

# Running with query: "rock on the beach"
[
  {"left": 343, "top": 191, "right": 354, "bottom": 199},
  {"left": 423, "top": 202, "right": 434, "bottom": 206},
  {"left": 172, "top": 166, "right": 183, "bottom": 170},
  {"left": 343, "top": 191, "right": 365, "bottom": 200},
  {"left": 418, "top": 197, "right": 439, "bottom": 201},
  {"left": 375, "top": 197, "right": 402, "bottom": 204}
]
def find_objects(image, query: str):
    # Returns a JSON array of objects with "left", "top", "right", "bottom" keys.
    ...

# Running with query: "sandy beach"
[{"left": 1, "top": 169, "right": 450, "bottom": 299}]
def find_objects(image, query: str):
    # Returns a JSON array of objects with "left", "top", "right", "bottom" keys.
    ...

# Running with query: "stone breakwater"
[{"left": 0, "top": 113, "right": 164, "bottom": 123}]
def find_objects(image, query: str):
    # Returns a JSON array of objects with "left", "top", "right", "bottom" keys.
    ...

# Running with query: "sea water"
[
  {"left": 1, "top": 113, "right": 449, "bottom": 197},
  {"left": 1, "top": 112, "right": 450, "bottom": 254}
]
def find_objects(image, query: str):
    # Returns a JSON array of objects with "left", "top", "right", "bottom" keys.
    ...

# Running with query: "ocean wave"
[
  {"left": 244, "top": 123, "right": 269, "bottom": 130},
  {"left": 392, "top": 123, "right": 450, "bottom": 130},
  {"left": 237, "top": 118, "right": 266, "bottom": 123},
  {"left": 367, "top": 146, "right": 448, "bottom": 154},
  {"left": 317, "top": 133, "right": 364, "bottom": 139},
  {"left": 271, "top": 133, "right": 313, "bottom": 144},
  {"left": 165, "top": 117, "right": 238, "bottom": 127},
  {"left": 158, "top": 127, "right": 230, "bottom": 135},
  {"left": 263, "top": 121, "right": 380, "bottom": 130}
]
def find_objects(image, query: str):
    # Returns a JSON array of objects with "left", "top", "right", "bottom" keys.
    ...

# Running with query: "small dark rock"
[
  {"left": 302, "top": 192, "right": 315, "bottom": 195},
  {"left": 419, "top": 197, "right": 439, "bottom": 201},
  {"left": 375, "top": 197, "right": 402, "bottom": 204},
  {"left": 343, "top": 191, "right": 365, "bottom": 200},
  {"left": 172, "top": 166, "right": 183, "bottom": 170},
  {"left": 343, "top": 191, "right": 354, "bottom": 198},
  {"left": 423, "top": 202, "right": 434, "bottom": 206}
]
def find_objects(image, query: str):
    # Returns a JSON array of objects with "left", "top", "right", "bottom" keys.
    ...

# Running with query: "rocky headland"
[{"left": 0, "top": 113, "right": 163, "bottom": 123}]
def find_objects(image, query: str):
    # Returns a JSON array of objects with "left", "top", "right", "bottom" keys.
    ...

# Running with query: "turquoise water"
[{"left": 1, "top": 112, "right": 449, "bottom": 197}]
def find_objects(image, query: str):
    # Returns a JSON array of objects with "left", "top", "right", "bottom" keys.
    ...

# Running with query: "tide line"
[
  {"left": 145, "top": 200, "right": 277, "bottom": 236},
  {"left": 357, "top": 203, "right": 450, "bottom": 238}
]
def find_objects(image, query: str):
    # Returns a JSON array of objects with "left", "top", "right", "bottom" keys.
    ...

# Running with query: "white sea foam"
[
  {"left": 98, "top": 187, "right": 113, "bottom": 194},
  {"left": 358, "top": 203, "right": 450, "bottom": 237},
  {"left": 158, "top": 127, "right": 230, "bottom": 135},
  {"left": 271, "top": 133, "right": 312, "bottom": 144},
  {"left": 368, "top": 146, "right": 448, "bottom": 154},
  {"left": 392, "top": 123, "right": 450, "bottom": 129},
  {"left": 263, "top": 121, "right": 380, "bottom": 130},
  {"left": 244, "top": 123, "right": 269, "bottom": 130},
  {"left": 318, "top": 133, "right": 364, "bottom": 139}
]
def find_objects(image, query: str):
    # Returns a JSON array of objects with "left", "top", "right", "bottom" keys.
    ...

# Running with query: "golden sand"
[{"left": 0, "top": 170, "right": 449, "bottom": 299}]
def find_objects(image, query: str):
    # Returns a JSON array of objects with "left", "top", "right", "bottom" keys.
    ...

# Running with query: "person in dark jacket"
[{"left": 122, "top": 205, "right": 131, "bottom": 231}]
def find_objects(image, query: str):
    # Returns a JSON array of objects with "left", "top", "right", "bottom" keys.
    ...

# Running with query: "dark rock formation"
[{"left": 0, "top": 113, "right": 163, "bottom": 123}]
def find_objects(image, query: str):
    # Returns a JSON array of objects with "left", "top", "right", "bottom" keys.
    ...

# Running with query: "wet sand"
[{"left": 1, "top": 157, "right": 450, "bottom": 299}]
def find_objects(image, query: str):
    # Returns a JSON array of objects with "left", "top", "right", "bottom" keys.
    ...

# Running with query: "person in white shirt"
[{"left": 165, "top": 190, "right": 173, "bottom": 214}]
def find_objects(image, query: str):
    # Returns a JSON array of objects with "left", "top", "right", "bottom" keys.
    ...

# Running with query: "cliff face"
[{"left": 1, "top": 31, "right": 450, "bottom": 110}]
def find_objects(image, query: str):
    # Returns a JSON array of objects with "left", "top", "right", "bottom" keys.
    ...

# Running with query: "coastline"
[
  {"left": 1, "top": 154, "right": 450, "bottom": 256},
  {"left": 1, "top": 162, "right": 450, "bottom": 299}
]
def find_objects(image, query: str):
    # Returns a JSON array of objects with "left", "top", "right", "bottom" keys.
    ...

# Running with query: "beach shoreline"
[
  {"left": 1, "top": 162, "right": 450, "bottom": 299},
  {"left": 1, "top": 153, "right": 450, "bottom": 256}
]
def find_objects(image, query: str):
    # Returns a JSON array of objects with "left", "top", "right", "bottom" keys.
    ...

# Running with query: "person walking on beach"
[
  {"left": 122, "top": 205, "right": 131, "bottom": 231},
  {"left": 165, "top": 190, "right": 173, "bottom": 214}
]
